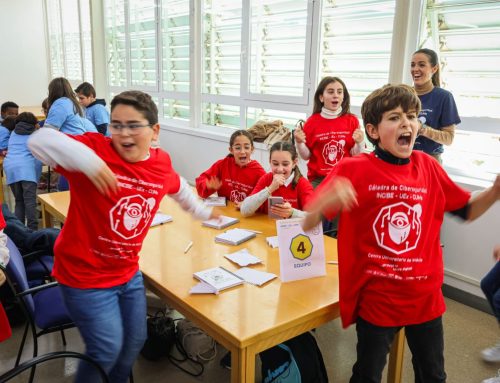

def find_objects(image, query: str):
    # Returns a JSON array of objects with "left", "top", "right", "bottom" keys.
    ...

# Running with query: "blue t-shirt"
[
  {"left": 414, "top": 87, "right": 460, "bottom": 155},
  {"left": 82, "top": 118, "right": 98, "bottom": 133},
  {"left": 0, "top": 125, "right": 10, "bottom": 150},
  {"left": 85, "top": 103, "right": 109, "bottom": 127},
  {"left": 3, "top": 132, "right": 42, "bottom": 184},
  {"left": 45, "top": 97, "right": 86, "bottom": 135}
]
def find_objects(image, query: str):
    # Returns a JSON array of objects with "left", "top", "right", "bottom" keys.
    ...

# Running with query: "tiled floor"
[{"left": 0, "top": 297, "right": 499, "bottom": 382}]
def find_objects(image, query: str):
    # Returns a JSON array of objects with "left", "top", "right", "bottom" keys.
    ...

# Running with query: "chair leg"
[
  {"left": 15, "top": 322, "right": 29, "bottom": 366},
  {"left": 28, "top": 329, "right": 39, "bottom": 383},
  {"left": 60, "top": 329, "right": 67, "bottom": 346}
]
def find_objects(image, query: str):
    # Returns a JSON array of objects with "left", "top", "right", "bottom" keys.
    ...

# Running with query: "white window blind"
[
  {"left": 104, "top": 0, "right": 127, "bottom": 87},
  {"left": 319, "top": 0, "right": 396, "bottom": 106},
  {"left": 45, "top": 0, "right": 93, "bottom": 83}
]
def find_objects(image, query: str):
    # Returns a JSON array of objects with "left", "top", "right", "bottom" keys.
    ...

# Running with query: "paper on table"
[
  {"left": 215, "top": 228, "right": 256, "bottom": 246},
  {"left": 151, "top": 212, "right": 173, "bottom": 227},
  {"left": 204, "top": 196, "right": 227, "bottom": 206},
  {"left": 233, "top": 267, "right": 277, "bottom": 286},
  {"left": 189, "top": 281, "right": 218, "bottom": 295},
  {"left": 266, "top": 236, "right": 279, "bottom": 248},
  {"left": 202, "top": 215, "right": 239, "bottom": 230},
  {"left": 224, "top": 249, "right": 262, "bottom": 267}
]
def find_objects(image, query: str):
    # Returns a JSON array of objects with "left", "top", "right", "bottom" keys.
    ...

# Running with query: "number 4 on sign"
[{"left": 290, "top": 234, "right": 313, "bottom": 261}]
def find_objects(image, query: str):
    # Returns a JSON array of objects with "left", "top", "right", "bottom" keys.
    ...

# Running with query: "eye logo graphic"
[
  {"left": 322, "top": 139, "right": 346, "bottom": 166},
  {"left": 372, "top": 202, "right": 422, "bottom": 255},
  {"left": 110, "top": 195, "right": 156, "bottom": 239},
  {"left": 230, "top": 190, "right": 246, "bottom": 203}
]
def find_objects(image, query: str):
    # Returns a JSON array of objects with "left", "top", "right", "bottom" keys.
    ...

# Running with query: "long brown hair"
[
  {"left": 312, "top": 76, "right": 351, "bottom": 115},
  {"left": 269, "top": 141, "right": 302, "bottom": 189},
  {"left": 47, "top": 77, "right": 83, "bottom": 116}
]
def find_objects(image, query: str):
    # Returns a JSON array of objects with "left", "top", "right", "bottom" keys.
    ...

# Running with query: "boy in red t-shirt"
[
  {"left": 304, "top": 84, "right": 500, "bottom": 383},
  {"left": 28, "top": 91, "right": 218, "bottom": 383}
]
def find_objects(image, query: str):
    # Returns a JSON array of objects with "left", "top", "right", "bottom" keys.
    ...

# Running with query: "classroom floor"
[{"left": 0, "top": 297, "right": 499, "bottom": 382}]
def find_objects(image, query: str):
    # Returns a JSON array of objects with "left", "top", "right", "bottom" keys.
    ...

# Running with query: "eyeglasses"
[{"left": 108, "top": 123, "right": 152, "bottom": 135}]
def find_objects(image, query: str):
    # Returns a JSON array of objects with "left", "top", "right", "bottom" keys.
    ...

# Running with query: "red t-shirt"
[
  {"left": 314, "top": 151, "right": 470, "bottom": 328},
  {"left": 0, "top": 210, "right": 10, "bottom": 343},
  {"left": 52, "top": 133, "right": 181, "bottom": 288},
  {"left": 250, "top": 172, "right": 314, "bottom": 213},
  {"left": 303, "top": 113, "right": 360, "bottom": 181},
  {"left": 195, "top": 156, "right": 265, "bottom": 203}
]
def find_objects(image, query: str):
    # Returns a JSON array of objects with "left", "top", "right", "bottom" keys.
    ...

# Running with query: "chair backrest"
[{"left": 5, "top": 237, "right": 35, "bottom": 315}]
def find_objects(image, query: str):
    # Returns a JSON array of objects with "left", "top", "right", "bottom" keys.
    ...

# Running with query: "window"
[
  {"left": 420, "top": 0, "right": 500, "bottom": 177},
  {"left": 44, "top": 0, "right": 93, "bottom": 83}
]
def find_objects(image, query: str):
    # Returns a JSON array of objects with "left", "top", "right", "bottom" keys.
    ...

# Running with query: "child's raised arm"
[
  {"left": 28, "top": 128, "right": 118, "bottom": 196},
  {"left": 170, "top": 178, "right": 218, "bottom": 221},
  {"left": 467, "top": 175, "right": 500, "bottom": 221}
]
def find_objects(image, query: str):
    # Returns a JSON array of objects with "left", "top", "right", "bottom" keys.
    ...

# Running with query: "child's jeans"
[
  {"left": 350, "top": 316, "right": 446, "bottom": 383},
  {"left": 60, "top": 271, "right": 147, "bottom": 383},
  {"left": 9, "top": 181, "right": 38, "bottom": 231},
  {"left": 481, "top": 261, "right": 500, "bottom": 322}
]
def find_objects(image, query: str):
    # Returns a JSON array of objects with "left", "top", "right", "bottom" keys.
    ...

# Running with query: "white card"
[{"left": 224, "top": 249, "right": 262, "bottom": 267}]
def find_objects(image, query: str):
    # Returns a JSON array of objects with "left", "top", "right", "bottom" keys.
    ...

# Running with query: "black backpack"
[{"left": 260, "top": 331, "right": 328, "bottom": 383}]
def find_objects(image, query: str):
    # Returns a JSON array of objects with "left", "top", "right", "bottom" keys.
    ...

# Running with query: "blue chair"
[
  {"left": 0, "top": 351, "right": 109, "bottom": 383},
  {"left": 4, "top": 236, "right": 75, "bottom": 383}
]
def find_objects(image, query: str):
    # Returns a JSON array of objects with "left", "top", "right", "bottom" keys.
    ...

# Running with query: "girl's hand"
[
  {"left": 206, "top": 176, "right": 222, "bottom": 191},
  {"left": 0, "top": 270, "right": 6, "bottom": 287},
  {"left": 352, "top": 128, "right": 364, "bottom": 144},
  {"left": 234, "top": 201, "right": 241, "bottom": 210},
  {"left": 494, "top": 245, "right": 500, "bottom": 261},
  {"left": 209, "top": 208, "right": 222, "bottom": 220},
  {"left": 294, "top": 128, "right": 306, "bottom": 144},
  {"left": 91, "top": 164, "right": 118, "bottom": 197},
  {"left": 269, "top": 174, "right": 286, "bottom": 193},
  {"left": 270, "top": 202, "right": 293, "bottom": 219}
]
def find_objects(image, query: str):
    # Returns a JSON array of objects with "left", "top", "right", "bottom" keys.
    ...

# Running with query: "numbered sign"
[{"left": 277, "top": 218, "right": 326, "bottom": 282}]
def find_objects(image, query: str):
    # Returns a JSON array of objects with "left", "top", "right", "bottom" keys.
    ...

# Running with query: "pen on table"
[
  {"left": 245, "top": 229, "right": 262, "bottom": 234},
  {"left": 184, "top": 241, "right": 193, "bottom": 254},
  {"left": 327, "top": 261, "right": 338, "bottom": 264}
]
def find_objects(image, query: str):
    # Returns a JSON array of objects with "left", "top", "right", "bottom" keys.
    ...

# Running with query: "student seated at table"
[
  {"left": 28, "top": 90, "right": 219, "bottom": 383},
  {"left": 75, "top": 82, "right": 110, "bottom": 135},
  {"left": 240, "top": 141, "right": 313, "bottom": 218},
  {"left": 0, "top": 115, "right": 16, "bottom": 156},
  {"left": 195, "top": 129, "right": 265, "bottom": 208},
  {"left": 0, "top": 101, "right": 18, "bottom": 123}
]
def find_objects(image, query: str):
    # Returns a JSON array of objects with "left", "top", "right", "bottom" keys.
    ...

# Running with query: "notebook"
[
  {"left": 193, "top": 266, "right": 244, "bottom": 292},
  {"left": 202, "top": 215, "right": 239, "bottom": 230},
  {"left": 204, "top": 196, "right": 227, "bottom": 207},
  {"left": 215, "top": 228, "right": 256, "bottom": 246},
  {"left": 150, "top": 212, "right": 173, "bottom": 227},
  {"left": 233, "top": 267, "right": 277, "bottom": 286},
  {"left": 224, "top": 249, "right": 262, "bottom": 267}
]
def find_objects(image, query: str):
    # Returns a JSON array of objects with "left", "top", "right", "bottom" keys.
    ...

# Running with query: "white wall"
[{"left": 0, "top": 1, "right": 49, "bottom": 106}]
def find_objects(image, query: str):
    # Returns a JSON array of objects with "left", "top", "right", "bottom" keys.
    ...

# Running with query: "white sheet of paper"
[
  {"left": 233, "top": 267, "right": 277, "bottom": 286},
  {"left": 277, "top": 218, "right": 326, "bottom": 282},
  {"left": 150, "top": 212, "right": 173, "bottom": 227},
  {"left": 224, "top": 249, "right": 262, "bottom": 267},
  {"left": 189, "top": 281, "right": 218, "bottom": 295},
  {"left": 266, "top": 236, "right": 279, "bottom": 248}
]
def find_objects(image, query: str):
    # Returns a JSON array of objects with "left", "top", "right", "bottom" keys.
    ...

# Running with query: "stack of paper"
[
  {"left": 150, "top": 212, "right": 173, "bottom": 227},
  {"left": 233, "top": 267, "right": 277, "bottom": 286},
  {"left": 266, "top": 236, "right": 279, "bottom": 248},
  {"left": 190, "top": 281, "right": 218, "bottom": 295},
  {"left": 204, "top": 196, "right": 227, "bottom": 206},
  {"left": 215, "top": 228, "right": 256, "bottom": 246},
  {"left": 202, "top": 215, "right": 239, "bottom": 230},
  {"left": 224, "top": 249, "right": 262, "bottom": 266},
  {"left": 193, "top": 266, "right": 244, "bottom": 293}
]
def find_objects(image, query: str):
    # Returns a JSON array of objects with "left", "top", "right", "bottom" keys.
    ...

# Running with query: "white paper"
[
  {"left": 204, "top": 196, "right": 227, "bottom": 206},
  {"left": 277, "top": 218, "right": 326, "bottom": 282},
  {"left": 233, "top": 267, "right": 277, "bottom": 286},
  {"left": 193, "top": 266, "right": 244, "bottom": 291},
  {"left": 215, "top": 228, "right": 256, "bottom": 246},
  {"left": 224, "top": 249, "right": 262, "bottom": 267},
  {"left": 202, "top": 215, "right": 239, "bottom": 230},
  {"left": 266, "top": 236, "right": 279, "bottom": 248},
  {"left": 189, "top": 281, "right": 218, "bottom": 295},
  {"left": 151, "top": 212, "right": 173, "bottom": 227}
]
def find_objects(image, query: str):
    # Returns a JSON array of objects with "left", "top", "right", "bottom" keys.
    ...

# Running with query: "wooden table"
[{"left": 38, "top": 191, "right": 404, "bottom": 383}]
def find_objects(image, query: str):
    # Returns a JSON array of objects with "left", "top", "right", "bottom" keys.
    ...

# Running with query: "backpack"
[{"left": 260, "top": 331, "right": 328, "bottom": 383}]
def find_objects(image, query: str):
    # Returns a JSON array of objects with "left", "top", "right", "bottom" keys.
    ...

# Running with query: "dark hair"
[
  {"left": 413, "top": 48, "right": 441, "bottom": 87},
  {"left": 361, "top": 84, "right": 421, "bottom": 146},
  {"left": 227, "top": 130, "right": 254, "bottom": 158},
  {"left": 1, "top": 115, "right": 16, "bottom": 131},
  {"left": 75, "top": 82, "right": 96, "bottom": 98},
  {"left": 1, "top": 101, "right": 19, "bottom": 113},
  {"left": 269, "top": 141, "right": 302, "bottom": 189},
  {"left": 110, "top": 91, "right": 158, "bottom": 125},
  {"left": 48, "top": 77, "right": 83, "bottom": 117},
  {"left": 15, "top": 112, "right": 38, "bottom": 126},
  {"left": 41, "top": 98, "right": 49, "bottom": 112},
  {"left": 313, "top": 76, "right": 351, "bottom": 115}
]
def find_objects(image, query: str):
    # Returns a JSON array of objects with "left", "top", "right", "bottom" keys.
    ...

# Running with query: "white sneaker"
[
  {"left": 483, "top": 369, "right": 500, "bottom": 383},
  {"left": 482, "top": 343, "right": 500, "bottom": 362}
]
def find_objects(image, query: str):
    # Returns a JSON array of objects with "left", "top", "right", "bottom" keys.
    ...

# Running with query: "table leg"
[
  {"left": 40, "top": 202, "right": 52, "bottom": 228},
  {"left": 231, "top": 347, "right": 246, "bottom": 383},
  {"left": 387, "top": 328, "right": 405, "bottom": 383}
]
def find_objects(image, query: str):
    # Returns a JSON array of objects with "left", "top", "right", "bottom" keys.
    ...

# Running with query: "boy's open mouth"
[{"left": 397, "top": 132, "right": 412, "bottom": 146}]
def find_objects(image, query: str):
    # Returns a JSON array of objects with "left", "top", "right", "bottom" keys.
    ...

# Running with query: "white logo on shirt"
[
  {"left": 230, "top": 190, "right": 246, "bottom": 202},
  {"left": 372, "top": 202, "right": 422, "bottom": 255},
  {"left": 110, "top": 195, "right": 156, "bottom": 239},
  {"left": 322, "top": 139, "right": 346, "bottom": 166}
]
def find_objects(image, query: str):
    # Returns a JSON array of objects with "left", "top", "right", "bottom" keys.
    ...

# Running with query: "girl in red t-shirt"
[
  {"left": 294, "top": 76, "right": 364, "bottom": 187},
  {"left": 196, "top": 130, "right": 265, "bottom": 208},
  {"left": 240, "top": 141, "right": 313, "bottom": 219}
]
